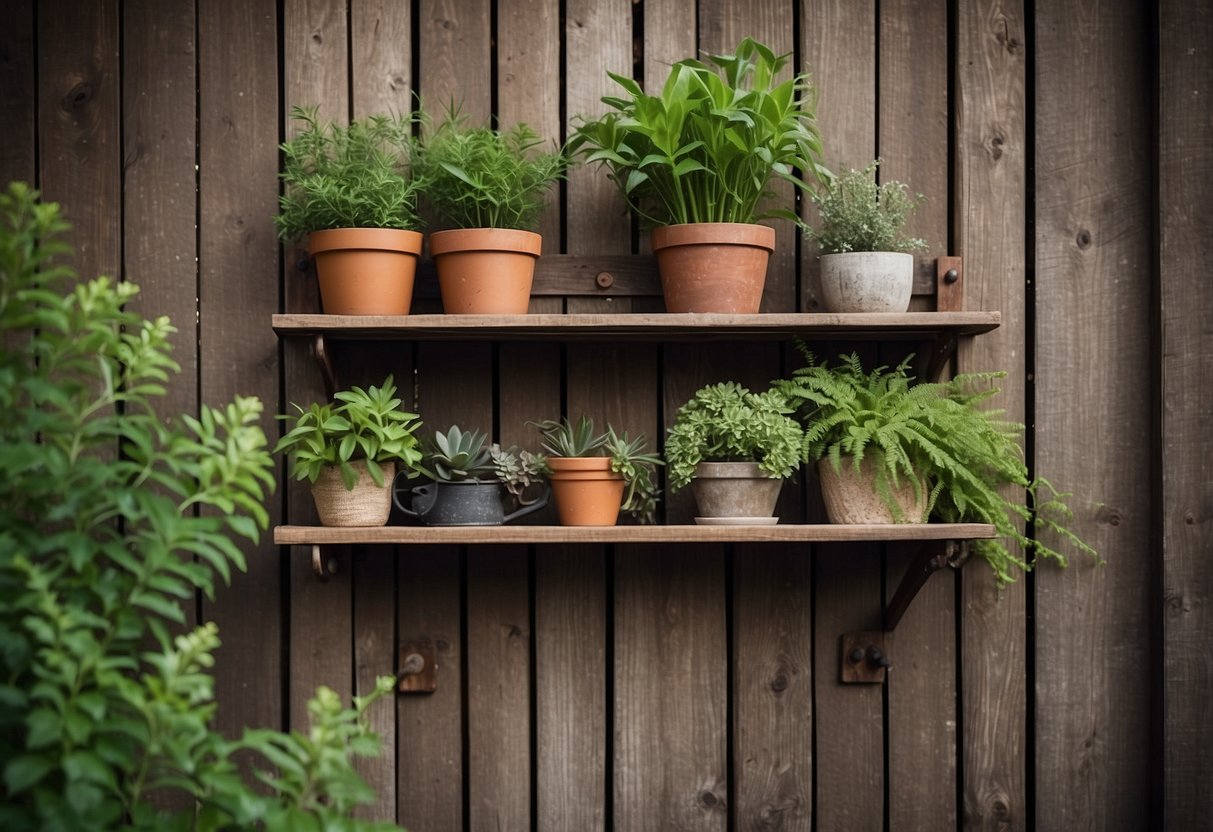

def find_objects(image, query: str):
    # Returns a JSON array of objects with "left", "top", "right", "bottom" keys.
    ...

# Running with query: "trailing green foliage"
[
  {"left": 777, "top": 347, "right": 1100, "bottom": 586},
  {"left": 0, "top": 182, "right": 401, "bottom": 831},
  {"left": 531, "top": 416, "right": 664, "bottom": 523},
  {"left": 570, "top": 37, "right": 830, "bottom": 228},
  {"left": 276, "top": 105, "right": 428, "bottom": 243},
  {"left": 420, "top": 106, "right": 567, "bottom": 230},
  {"left": 807, "top": 160, "right": 927, "bottom": 254},
  {"left": 275, "top": 376, "right": 424, "bottom": 490},
  {"left": 665, "top": 381, "right": 806, "bottom": 491}
]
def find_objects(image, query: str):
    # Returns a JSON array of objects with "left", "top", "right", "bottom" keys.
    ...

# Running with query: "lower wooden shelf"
[{"left": 273, "top": 523, "right": 995, "bottom": 546}]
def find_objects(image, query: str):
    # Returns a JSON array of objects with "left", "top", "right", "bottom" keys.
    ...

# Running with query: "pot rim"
[
  {"left": 308, "top": 227, "right": 424, "bottom": 256},
  {"left": 428, "top": 228, "right": 543, "bottom": 257},
  {"left": 650, "top": 222, "right": 776, "bottom": 253}
]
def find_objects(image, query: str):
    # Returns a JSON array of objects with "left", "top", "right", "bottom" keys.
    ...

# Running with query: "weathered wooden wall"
[{"left": 2, "top": 0, "right": 1209, "bottom": 829}]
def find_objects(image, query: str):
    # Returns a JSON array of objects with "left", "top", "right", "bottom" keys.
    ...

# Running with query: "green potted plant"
[
  {"left": 778, "top": 348, "right": 1099, "bottom": 586},
  {"left": 276, "top": 105, "right": 428, "bottom": 316},
  {"left": 665, "top": 382, "right": 806, "bottom": 524},
  {"left": 393, "top": 424, "right": 549, "bottom": 525},
  {"left": 807, "top": 160, "right": 927, "bottom": 313},
  {"left": 420, "top": 108, "right": 567, "bottom": 314},
  {"left": 531, "top": 416, "right": 662, "bottom": 526},
  {"left": 275, "top": 375, "right": 424, "bottom": 527},
  {"left": 571, "top": 37, "right": 830, "bottom": 313}
]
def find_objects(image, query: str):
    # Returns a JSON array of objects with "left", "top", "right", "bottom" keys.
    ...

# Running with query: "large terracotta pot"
[
  {"left": 818, "top": 251, "right": 914, "bottom": 313},
  {"left": 429, "top": 228, "right": 541, "bottom": 314},
  {"left": 690, "top": 461, "right": 784, "bottom": 521},
  {"left": 308, "top": 228, "right": 423, "bottom": 315},
  {"left": 650, "top": 222, "right": 776, "bottom": 313},
  {"left": 546, "top": 457, "right": 625, "bottom": 526},
  {"left": 310, "top": 459, "right": 395, "bottom": 527},
  {"left": 817, "top": 455, "right": 926, "bottom": 524}
]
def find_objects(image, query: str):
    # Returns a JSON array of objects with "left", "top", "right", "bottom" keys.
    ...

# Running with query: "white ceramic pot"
[{"left": 819, "top": 251, "right": 914, "bottom": 313}]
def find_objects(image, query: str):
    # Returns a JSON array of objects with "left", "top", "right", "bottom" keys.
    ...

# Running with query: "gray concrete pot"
[
  {"left": 690, "top": 461, "right": 784, "bottom": 519},
  {"left": 819, "top": 251, "right": 914, "bottom": 312},
  {"left": 817, "top": 456, "right": 926, "bottom": 524}
]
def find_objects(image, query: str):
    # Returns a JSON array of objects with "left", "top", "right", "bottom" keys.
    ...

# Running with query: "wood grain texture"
[
  {"left": 397, "top": 547, "right": 464, "bottom": 831},
  {"left": 799, "top": 0, "right": 876, "bottom": 311},
  {"left": 1034, "top": 0, "right": 1153, "bottom": 827},
  {"left": 197, "top": 0, "right": 283, "bottom": 741},
  {"left": 615, "top": 545, "right": 728, "bottom": 831},
  {"left": 734, "top": 546, "right": 812, "bottom": 831},
  {"left": 419, "top": 0, "right": 490, "bottom": 118},
  {"left": 1160, "top": 1, "right": 1213, "bottom": 824},
  {"left": 878, "top": 3, "right": 955, "bottom": 828},
  {"left": 535, "top": 545, "right": 606, "bottom": 830},
  {"left": 351, "top": 0, "right": 412, "bottom": 118},
  {"left": 282, "top": 0, "right": 352, "bottom": 746},
  {"left": 0, "top": 0, "right": 34, "bottom": 188},
  {"left": 955, "top": 1, "right": 1028, "bottom": 828},
  {"left": 38, "top": 0, "right": 120, "bottom": 284}
]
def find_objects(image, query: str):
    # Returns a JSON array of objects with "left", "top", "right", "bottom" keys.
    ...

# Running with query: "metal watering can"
[{"left": 392, "top": 477, "right": 549, "bottom": 526}]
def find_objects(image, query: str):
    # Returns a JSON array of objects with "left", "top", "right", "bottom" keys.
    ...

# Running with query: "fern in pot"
[
  {"left": 531, "top": 416, "right": 663, "bottom": 526},
  {"left": 419, "top": 108, "right": 567, "bottom": 314},
  {"left": 393, "top": 425, "right": 549, "bottom": 525},
  {"left": 807, "top": 159, "right": 927, "bottom": 313},
  {"left": 571, "top": 37, "right": 830, "bottom": 313},
  {"left": 275, "top": 375, "right": 424, "bottom": 527},
  {"left": 277, "top": 105, "right": 428, "bottom": 315},
  {"left": 665, "top": 382, "right": 806, "bottom": 524},
  {"left": 778, "top": 348, "right": 1098, "bottom": 586}
]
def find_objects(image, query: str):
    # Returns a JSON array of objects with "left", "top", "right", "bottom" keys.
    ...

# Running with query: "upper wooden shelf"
[
  {"left": 274, "top": 523, "right": 996, "bottom": 546},
  {"left": 272, "top": 311, "right": 1001, "bottom": 342}
]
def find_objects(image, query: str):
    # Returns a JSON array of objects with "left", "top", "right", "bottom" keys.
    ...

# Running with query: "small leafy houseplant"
[
  {"left": 571, "top": 38, "right": 831, "bottom": 313},
  {"left": 666, "top": 382, "right": 807, "bottom": 522},
  {"left": 393, "top": 425, "right": 550, "bottom": 525},
  {"left": 0, "top": 182, "right": 401, "bottom": 831},
  {"left": 807, "top": 160, "right": 927, "bottom": 313},
  {"left": 420, "top": 108, "right": 568, "bottom": 314},
  {"left": 277, "top": 105, "right": 428, "bottom": 315},
  {"left": 531, "top": 416, "right": 663, "bottom": 525},
  {"left": 778, "top": 347, "right": 1099, "bottom": 586},
  {"left": 275, "top": 375, "right": 424, "bottom": 527}
]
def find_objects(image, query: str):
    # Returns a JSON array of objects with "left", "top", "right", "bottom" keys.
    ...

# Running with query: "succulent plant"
[{"left": 427, "top": 425, "right": 495, "bottom": 481}]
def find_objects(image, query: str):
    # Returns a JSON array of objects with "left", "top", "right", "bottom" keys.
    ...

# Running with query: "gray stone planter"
[
  {"left": 819, "top": 251, "right": 914, "bottom": 312},
  {"left": 690, "top": 461, "right": 784, "bottom": 521}
]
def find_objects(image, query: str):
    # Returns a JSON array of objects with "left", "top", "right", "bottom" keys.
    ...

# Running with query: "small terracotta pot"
[
  {"left": 308, "top": 228, "right": 423, "bottom": 315},
  {"left": 650, "top": 222, "right": 776, "bottom": 313},
  {"left": 546, "top": 456, "right": 625, "bottom": 526},
  {"left": 818, "top": 251, "right": 914, "bottom": 313},
  {"left": 429, "top": 228, "right": 542, "bottom": 314},
  {"left": 817, "top": 456, "right": 926, "bottom": 524},
  {"left": 691, "top": 461, "right": 784, "bottom": 519},
  {"left": 310, "top": 460, "right": 395, "bottom": 527}
]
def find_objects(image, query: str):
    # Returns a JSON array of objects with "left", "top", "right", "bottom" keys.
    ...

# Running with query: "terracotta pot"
[
  {"left": 310, "top": 460, "right": 395, "bottom": 527},
  {"left": 308, "top": 228, "right": 423, "bottom": 315},
  {"left": 429, "top": 228, "right": 541, "bottom": 314},
  {"left": 818, "top": 251, "right": 914, "bottom": 313},
  {"left": 690, "top": 461, "right": 784, "bottom": 519},
  {"left": 650, "top": 222, "right": 776, "bottom": 313},
  {"left": 817, "top": 456, "right": 926, "bottom": 524},
  {"left": 546, "top": 456, "right": 625, "bottom": 526}
]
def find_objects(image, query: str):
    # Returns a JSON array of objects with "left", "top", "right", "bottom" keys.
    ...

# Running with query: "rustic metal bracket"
[
  {"left": 922, "top": 256, "right": 966, "bottom": 381},
  {"left": 840, "top": 540, "right": 971, "bottom": 684},
  {"left": 398, "top": 642, "right": 437, "bottom": 694},
  {"left": 310, "top": 544, "right": 338, "bottom": 581},
  {"left": 312, "top": 334, "right": 337, "bottom": 400}
]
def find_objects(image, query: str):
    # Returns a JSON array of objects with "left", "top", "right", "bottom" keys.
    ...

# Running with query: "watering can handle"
[
  {"left": 501, "top": 483, "right": 550, "bottom": 523},
  {"left": 392, "top": 473, "right": 431, "bottom": 518}
]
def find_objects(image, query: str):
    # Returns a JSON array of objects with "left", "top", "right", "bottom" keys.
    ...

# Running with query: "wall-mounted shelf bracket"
[
  {"left": 312, "top": 334, "right": 337, "bottom": 400},
  {"left": 310, "top": 544, "right": 338, "bottom": 580},
  {"left": 841, "top": 539, "right": 972, "bottom": 684},
  {"left": 398, "top": 642, "right": 438, "bottom": 694}
]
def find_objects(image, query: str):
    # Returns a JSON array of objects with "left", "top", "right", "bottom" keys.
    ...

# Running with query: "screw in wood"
[
  {"left": 595, "top": 271, "right": 615, "bottom": 289},
  {"left": 944, "top": 268, "right": 959, "bottom": 284}
]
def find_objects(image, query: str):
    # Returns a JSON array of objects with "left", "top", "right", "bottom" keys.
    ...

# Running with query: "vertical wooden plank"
[
  {"left": 734, "top": 548, "right": 812, "bottom": 831},
  {"left": 0, "top": 0, "right": 35, "bottom": 188},
  {"left": 1034, "top": 0, "right": 1153, "bottom": 828},
  {"left": 799, "top": 4, "right": 882, "bottom": 830},
  {"left": 877, "top": 3, "right": 956, "bottom": 829},
  {"left": 615, "top": 544, "right": 728, "bottom": 831},
  {"left": 38, "top": 0, "right": 120, "bottom": 283},
  {"left": 282, "top": 0, "right": 352, "bottom": 738},
  {"left": 419, "top": 0, "right": 490, "bottom": 117},
  {"left": 197, "top": 0, "right": 282, "bottom": 738},
  {"left": 955, "top": 1, "right": 1027, "bottom": 828},
  {"left": 1160, "top": 1, "right": 1213, "bottom": 825},
  {"left": 349, "top": 4, "right": 414, "bottom": 819}
]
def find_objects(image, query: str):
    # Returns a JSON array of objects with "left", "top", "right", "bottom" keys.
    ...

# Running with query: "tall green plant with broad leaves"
[
  {"left": 777, "top": 346, "right": 1100, "bottom": 587},
  {"left": 570, "top": 37, "right": 831, "bottom": 228},
  {"left": 0, "top": 182, "right": 403, "bottom": 831}
]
